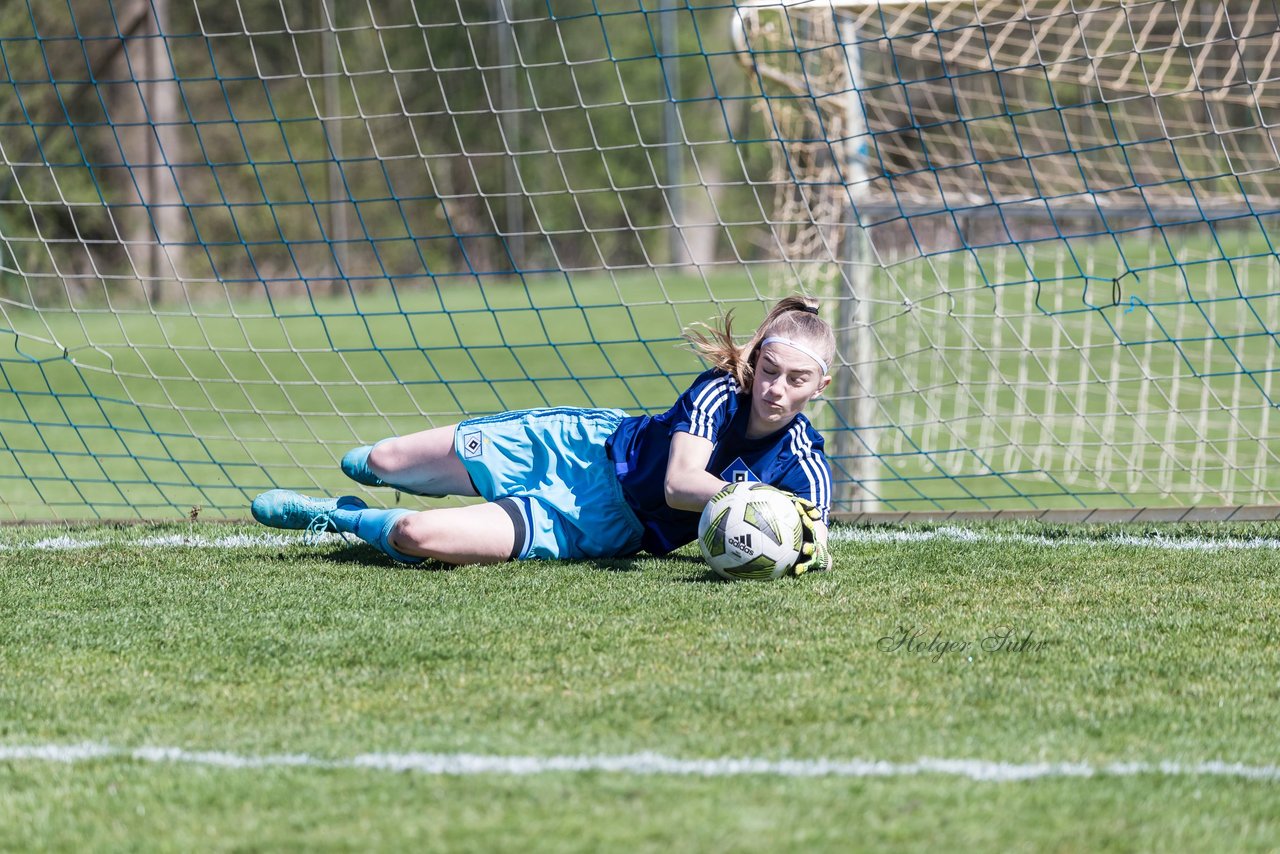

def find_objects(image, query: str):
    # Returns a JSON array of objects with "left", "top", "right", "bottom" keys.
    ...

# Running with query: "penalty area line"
[{"left": 1, "top": 744, "right": 1278, "bottom": 783}]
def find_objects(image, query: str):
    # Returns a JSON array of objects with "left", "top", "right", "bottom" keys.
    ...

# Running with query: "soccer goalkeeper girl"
[{"left": 251, "top": 295, "right": 834, "bottom": 573}]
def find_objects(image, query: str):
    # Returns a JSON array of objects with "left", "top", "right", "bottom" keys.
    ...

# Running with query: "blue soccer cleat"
[
  {"left": 251, "top": 489, "right": 367, "bottom": 532},
  {"left": 341, "top": 445, "right": 388, "bottom": 488}
]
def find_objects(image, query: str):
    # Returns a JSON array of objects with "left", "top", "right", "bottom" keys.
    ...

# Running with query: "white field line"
[
  {"left": 3, "top": 527, "right": 1279, "bottom": 553},
  {"left": 0, "top": 743, "right": 1278, "bottom": 782},
  {"left": 0, "top": 532, "right": 340, "bottom": 551},
  {"left": 831, "top": 525, "right": 1280, "bottom": 552}
]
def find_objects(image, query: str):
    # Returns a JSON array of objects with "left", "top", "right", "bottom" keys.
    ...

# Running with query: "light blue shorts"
[{"left": 454, "top": 407, "right": 644, "bottom": 561}]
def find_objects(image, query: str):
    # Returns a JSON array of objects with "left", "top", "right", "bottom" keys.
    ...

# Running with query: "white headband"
[{"left": 759, "top": 336, "right": 829, "bottom": 376}]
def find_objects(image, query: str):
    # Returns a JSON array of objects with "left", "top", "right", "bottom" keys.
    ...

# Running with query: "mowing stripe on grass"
[
  {"left": 2, "top": 744, "right": 1278, "bottom": 782},
  {"left": 4, "top": 528, "right": 1280, "bottom": 553}
]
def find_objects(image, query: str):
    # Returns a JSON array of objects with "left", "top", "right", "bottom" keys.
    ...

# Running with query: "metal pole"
[
  {"left": 321, "top": 0, "right": 347, "bottom": 292},
  {"left": 495, "top": 0, "right": 524, "bottom": 269},
  {"left": 836, "top": 16, "right": 877, "bottom": 513},
  {"left": 142, "top": 0, "right": 183, "bottom": 305},
  {"left": 661, "top": 0, "right": 684, "bottom": 267},
  {"left": 143, "top": 6, "right": 158, "bottom": 302}
]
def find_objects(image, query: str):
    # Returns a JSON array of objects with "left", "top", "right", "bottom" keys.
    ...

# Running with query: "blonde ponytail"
[{"left": 683, "top": 295, "right": 835, "bottom": 388}]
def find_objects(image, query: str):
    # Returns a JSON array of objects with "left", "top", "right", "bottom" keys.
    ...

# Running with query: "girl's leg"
[
  {"left": 386, "top": 502, "right": 517, "bottom": 565},
  {"left": 253, "top": 490, "right": 515, "bottom": 565},
  {"left": 358, "top": 425, "right": 478, "bottom": 497}
]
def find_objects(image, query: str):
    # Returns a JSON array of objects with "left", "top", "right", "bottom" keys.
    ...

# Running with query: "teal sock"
[{"left": 330, "top": 506, "right": 420, "bottom": 564}]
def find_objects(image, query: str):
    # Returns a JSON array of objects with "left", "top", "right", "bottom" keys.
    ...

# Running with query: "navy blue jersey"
[{"left": 606, "top": 368, "right": 832, "bottom": 555}]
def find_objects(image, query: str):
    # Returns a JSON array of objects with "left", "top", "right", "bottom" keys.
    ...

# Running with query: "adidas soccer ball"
[{"left": 697, "top": 483, "right": 804, "bottom": 581}]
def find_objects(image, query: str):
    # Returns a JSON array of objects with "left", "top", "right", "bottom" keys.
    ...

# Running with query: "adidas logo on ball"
[{"left": 727, "top": 532, "right": 753, "bottom": 554}]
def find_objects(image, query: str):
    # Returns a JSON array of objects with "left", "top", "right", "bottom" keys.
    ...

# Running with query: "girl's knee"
[
  {"left": 388, "top": 511, "right": 430, "bottom": 552},
  {"left": 366, "top": 439, "right": 402, "bottom": 478}
]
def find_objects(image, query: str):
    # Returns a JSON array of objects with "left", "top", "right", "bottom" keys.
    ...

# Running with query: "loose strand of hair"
[{"left": 682, "top": 310, "right": 749, "bottom": 386}]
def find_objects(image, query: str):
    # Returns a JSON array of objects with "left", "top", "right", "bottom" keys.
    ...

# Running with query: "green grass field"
[
  {"left": 2, "top": 519, "right": 1279, "bottom": 850},
  {"left": 8, "top": 234, "right": 1280, "bottom": 521}
]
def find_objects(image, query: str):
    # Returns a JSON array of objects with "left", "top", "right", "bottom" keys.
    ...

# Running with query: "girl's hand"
[{"left": 792, "top": 496, "right": 831, "bottom": 575}]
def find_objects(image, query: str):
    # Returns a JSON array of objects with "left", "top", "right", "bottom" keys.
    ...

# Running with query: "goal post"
[
  {"left": 2, "top": 0, "right": 1280, "bottom": 521},
  {"left": 731, "top": 0, "right": 888, "bottom": 513}
]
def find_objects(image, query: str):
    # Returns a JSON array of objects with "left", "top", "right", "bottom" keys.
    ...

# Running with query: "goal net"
[
  {"left": 737, "top": 0, "right": 1280, "bottom": 514},
  {"left": 2, "top": 0, "right": 1278, "bottom": 520}
]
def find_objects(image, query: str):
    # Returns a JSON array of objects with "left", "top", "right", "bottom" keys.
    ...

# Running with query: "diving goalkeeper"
[{"left": 251, "top": 296, "right": 834, "bottom": 573}]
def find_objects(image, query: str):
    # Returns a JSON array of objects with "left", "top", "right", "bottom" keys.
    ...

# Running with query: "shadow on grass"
[
  {"left": 299, "top": 542, "right": 727, "bottom": 580},
  {"left": 588, "top": 553, "right": 728, "bottom": 581},
  {"left": 314, "top": 545, "right": 654, "bottom": 575},
  {"left": 584, "top": 557, "right": 647, "bottom": 573},
  {"left": 645, "top": 553, "right": 729, "bottom": 583},
  {"left": 312, "top": 544, "right": 452, "bottom": 571},
  {"left": 682, "top": 569, "right": 734, "bottom": 584}
]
